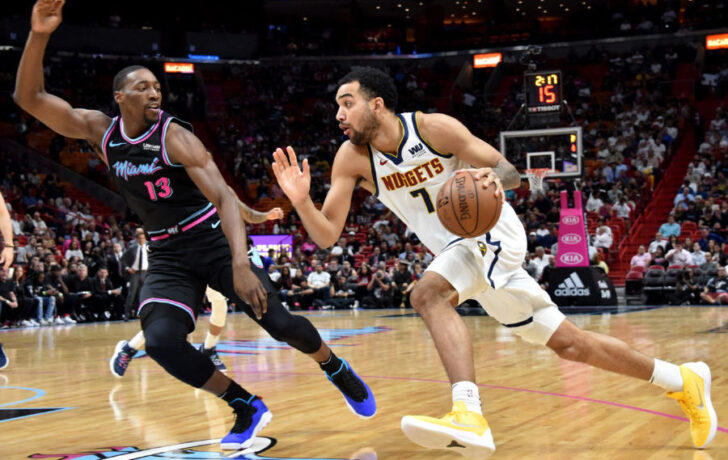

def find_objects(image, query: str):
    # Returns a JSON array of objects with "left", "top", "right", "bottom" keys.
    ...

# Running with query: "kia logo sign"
[
  {"left": 561, "top": 233, "right": 582, "bottom": 244},
  {"left": 561, "top": 215, "right": 581, "bottom": 225},
  {"left": 560, "top": 252, "right": 584, "bottom": 264}
]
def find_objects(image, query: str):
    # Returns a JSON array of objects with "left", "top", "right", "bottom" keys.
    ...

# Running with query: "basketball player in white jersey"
[
  {"left": 272, "top": 67, "right": 716, "bottom": 457},
  {"left": 111, "top": 194, "right": 284, "bottom": 377}
]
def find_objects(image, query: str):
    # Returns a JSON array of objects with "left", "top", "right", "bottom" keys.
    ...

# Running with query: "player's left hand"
[
  {"left": 266, "top": 207, "right": 284, "bottom": 221},
  {"left": 460, "top": 168, "right": 505, "bottom": 205},
  {"left": 0, "top": 247, "right": 14, "bottom": 270}
]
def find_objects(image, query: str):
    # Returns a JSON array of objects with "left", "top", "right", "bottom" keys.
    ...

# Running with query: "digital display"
[
  {"left": 524, "top": 70, "right": 562, "bottom": 114},
  {"left": 164, "top": 62, "right": 195, "bottom": 74},
  {"left": 706, "top": 33, "right": 728, "bottom": 50},
  {"left": 473, "top": 53, "right": 502, "bottom": 68}
]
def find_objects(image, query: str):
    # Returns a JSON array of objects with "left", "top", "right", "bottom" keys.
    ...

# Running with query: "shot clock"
[{"left": 524, "top": 70, "right": 563, "bottom": 114}]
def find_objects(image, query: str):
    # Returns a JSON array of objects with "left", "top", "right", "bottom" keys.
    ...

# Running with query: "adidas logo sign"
[{"left": 554, "top": 272, "right": 591, "bottom": 296}]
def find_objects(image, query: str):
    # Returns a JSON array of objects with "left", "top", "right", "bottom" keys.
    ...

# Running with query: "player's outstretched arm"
[
  {"left": 272, "top": 146, "right": 357, "bottom": 248},
  {"left": 165, "top": 124, "right": 267, "bottom": 318},
  {"left": 14, "top": 0, "right": 109, "bottom": 144},
  {"left": 417, "top": 112, "right": 521, "bottom": 202},
  {"left": 226, "top": 186, "right": 284, "bottom": 224}
]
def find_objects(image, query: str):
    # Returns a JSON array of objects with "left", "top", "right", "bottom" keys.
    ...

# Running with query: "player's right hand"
[
  {"left": 234, "top": 263, "right": 268, "bottom": 320},
  {"left": 32, "top": 0, "right": 65, "bottom": 35},
  {"left": 272, "top": 146, "right": 311, "bottom": 207}
]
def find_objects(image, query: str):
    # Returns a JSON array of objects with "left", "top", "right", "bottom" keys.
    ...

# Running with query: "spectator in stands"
[
  {"left": 0, "top": 268, "right": 19, "bottom": 327},
  {"left": 594, "top": 253, "right": 609, "bottom": 274},
  {"left": 527, "top": 232, "right": 540, "bottom": 253},
  {"left": 261, "top": 249, "right": 276, "bottom": 273},
  {"left": 67, "top": 264, "right": 94, "bottom": 322},
  {"left": 594, "top": 225, "right": 613, "bottom": 253},
  {"left": 46, "top": 264, "right": 74, "bottom": 324},
  {"left": 674, "top": 186, "right": 695, "bottom": 211},
  {"left": 674, "top": 267, "right": 699, "bottom": 305},
  {"left": 355, "top": 263, "right": 373, "bottom": 302},
  {"left": 648, "top": 232, "right": 668, "bottom": 255},
  {"left": 391, "top": 260, "right": 413, "bottom": 308},
  {"left": 630, "top": 245, "right": 652, "bottom": 269},
  {"left": 92, "top": 267, "right": 124, "bottom": 320},
  {"left": 64, "top": 239, "right": 83, "bottom": 260},
  {"left": 330, "top": 274, "right": 357, "bottom": 309},
  {"left": 31, "top": 271, "right": 56, "bottom": 326},
  {"left": 362, "top": 267, "right": 393, "bottom": 309},
  {"left": 121, "top": 228, "right": 148, "bottom": 320},
  {"left": 700, "top": 266, "right": 728, "bottom": 304},
  {"left": 666, "top": 241, "right": 692, "bottom": 267},
  {"left": 11, "top": 266, "right": 36, "bottom": 327},
  {"left": 528, "top": 247, "right": 550, "bottom": 280},
  {"left": 613, "top": 196, "right": 631, "bottom": 221},
  {"left": 701, "top": 252, "right": 719, "bottom": 273},
  {"left": 698, "top": 227, "right": 724, "bottom": 251},
  {"left": 659, "top": 215, "right": 681, "bottom": 238},
  {"left": 690, "top": 242, "right": 707, "bottom": 267},
  {"left": 307, "top": 262, "right": 332, "bottom": 308},
  {"left": 539, "top": 255, "right": 557, "bottom": 290},
  {"left": 652, "top": 246, "right": 667, "bottom": 268}
]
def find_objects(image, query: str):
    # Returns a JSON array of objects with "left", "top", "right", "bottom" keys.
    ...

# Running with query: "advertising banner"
[
  {"left": 556, "top": 190, "right": 590, "bottom": 267},
  {"left": 249, "top": 234, "right": 293, "bottom": 259}
]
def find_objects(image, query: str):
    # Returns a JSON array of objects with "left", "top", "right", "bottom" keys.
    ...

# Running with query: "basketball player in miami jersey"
[
  {"left": 111, "top": 199, "right": 284, "bottom": 377},
  {"left": 0, "top": 192, "right": 14, "bottom": 370},
  {"left": 272, "top": 67, "right": 716, "bottom": 457},
  {"left": 14, "top": 0, "right": 375, "bottom": 451}
]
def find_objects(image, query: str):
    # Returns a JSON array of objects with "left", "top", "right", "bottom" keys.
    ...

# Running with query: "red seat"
[
  {"left": 630, "top": 265, "right": 646, "bottom": 273},
  {"left": 648, "top": 265, "right": 665, "bottom": 271},
  {"left": 667, "top": 265, "right": 684, "bottom": 270},
  {"left": 625, "top": 270, "right": 644, "bottom": 280}
]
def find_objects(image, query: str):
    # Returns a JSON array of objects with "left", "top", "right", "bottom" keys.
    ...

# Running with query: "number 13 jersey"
[{"left": 101, "top": 110, "right": 211, "bottom": 234}]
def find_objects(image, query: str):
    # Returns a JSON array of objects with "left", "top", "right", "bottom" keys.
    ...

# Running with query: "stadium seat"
[
  {"left": 648, "top": 265, "right": 665, "bottom": 271},
  {"left": 643, "top": 269, "right": 665, "bottom": 303},
  {"left": 625, "top": 270, "right": 644, "bottom": 304}
]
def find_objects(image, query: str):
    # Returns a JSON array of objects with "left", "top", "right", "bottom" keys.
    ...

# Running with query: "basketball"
[{"left": 436, "top": 171, "right": 502, "bottom": 238}]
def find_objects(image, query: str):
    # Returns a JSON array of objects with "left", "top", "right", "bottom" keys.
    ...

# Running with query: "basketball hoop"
[{"left": 526, "top": 168, "right": 550, "bottom": 192}]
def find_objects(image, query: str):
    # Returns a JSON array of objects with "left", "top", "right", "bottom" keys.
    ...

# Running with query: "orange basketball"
[{"left": 435, "top": 171, "right": 502, "bottom": 238}]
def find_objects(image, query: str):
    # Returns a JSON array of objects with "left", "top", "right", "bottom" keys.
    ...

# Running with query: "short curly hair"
[{"left": 338, "top": 67, "right": 397, "bottom": 111}]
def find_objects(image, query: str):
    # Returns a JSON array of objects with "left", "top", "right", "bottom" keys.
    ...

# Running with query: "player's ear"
[
  {"left": 371, "top": 96, "right": 385, "bottom": 113},
  {"left": 113, "top": 90, "right": 123, "bottom": 105}
]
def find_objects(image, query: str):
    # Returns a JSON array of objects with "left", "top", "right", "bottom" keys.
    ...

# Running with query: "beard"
[{"left": 347, "top": 110, "right": 379, "bottom": 146}]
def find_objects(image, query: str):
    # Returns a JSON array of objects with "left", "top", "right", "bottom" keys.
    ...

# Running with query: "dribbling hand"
[
  {"left": 32, "top": 0, "right": 65, "bottom": 35},
  {"left": 463, "top": 168, "right": 505, "bottom": 205},
  {"left": 234, "top": 264, "right": 268, "bottom": 320},
  {"left": 272, "top": 146, "right": 311, "bottom": 207}
]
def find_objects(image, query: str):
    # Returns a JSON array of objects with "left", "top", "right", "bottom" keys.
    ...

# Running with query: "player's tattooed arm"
[{"left": 492, "top": 158, "right": 522, "bottom": 191}]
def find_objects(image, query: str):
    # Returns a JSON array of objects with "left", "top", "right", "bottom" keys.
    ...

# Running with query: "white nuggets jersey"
[{"left": 368, "top": 112, "right": 527, "bottom": 290}]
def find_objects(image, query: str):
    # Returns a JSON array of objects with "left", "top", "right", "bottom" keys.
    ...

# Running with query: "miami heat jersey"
[
  {"left": 368, "top": 111, "right": 520, "bottom": 255},
  {"left": 101, "top": 111, "right": 212, "bottom": 235}
]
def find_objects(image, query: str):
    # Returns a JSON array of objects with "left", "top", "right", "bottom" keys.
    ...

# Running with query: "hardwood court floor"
[{"left": 1, "top": 306, "right": 726, "bottom": 459}]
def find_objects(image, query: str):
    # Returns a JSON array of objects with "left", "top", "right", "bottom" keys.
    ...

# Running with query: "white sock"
[
  {"left": 452, "top": 381, "right": 482, "bottom": 415},
  {"left": 128, "top": 330, "right": 145, "bottom": 351},
  {"left": 203, "top": 331, "right": 219, "bottom": 350},
  {"left": 650, "top": 359, "right": 683, "bottom": 393}
]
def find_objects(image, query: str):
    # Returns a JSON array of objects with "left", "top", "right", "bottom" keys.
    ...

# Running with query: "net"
[{"left": 526, "top": 168, "right": 550, "bottom": 192}]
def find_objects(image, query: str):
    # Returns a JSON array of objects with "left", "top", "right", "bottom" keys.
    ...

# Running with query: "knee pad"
[
  {"left": 259, "top": 300, "right": 322, "bottom": 354},
  {"left": 142, "top": 305, "right": 215, "bottom": 388}
]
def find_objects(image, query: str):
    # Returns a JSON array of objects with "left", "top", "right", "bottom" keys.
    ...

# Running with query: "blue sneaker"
[
  {"left": 110, "top": 340, "right": 137, "bottom": 378},
  {"left": 0, "top": 343, "right": 8, "bottom": 370},
  {"left": 326, "top": 358, "right": 376, "bottom": 418},
  {"left": 220, "top": 396, "right": 273, "bottom": 450}
]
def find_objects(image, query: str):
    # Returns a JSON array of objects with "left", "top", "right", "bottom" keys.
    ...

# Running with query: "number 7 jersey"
[
  {"left": 367, "top": 111, "right": 518, "bottom": 255},
  {"left": 101, "top": 110, "right": 212, "bottom": 235}
]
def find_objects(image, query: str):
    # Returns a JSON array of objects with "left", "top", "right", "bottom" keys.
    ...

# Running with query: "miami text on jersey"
[
  {"left": 113, "top": 157, "right": 163, "bottom": 181},
  {"left": 380, "top": 157, "right": 444, "bottom": 191}
]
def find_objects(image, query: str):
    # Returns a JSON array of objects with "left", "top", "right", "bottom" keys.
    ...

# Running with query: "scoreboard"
[{"left": 524, "top": 70, "right": 563, "bottom": 114}]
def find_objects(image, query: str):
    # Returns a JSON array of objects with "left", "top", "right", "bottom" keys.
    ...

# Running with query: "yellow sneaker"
[
  {"left": 401, "top": 401, "right": 495, "bottom": 458},
  {"left": 666, "top": 362, "right": 717, "bottom": 449}
]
